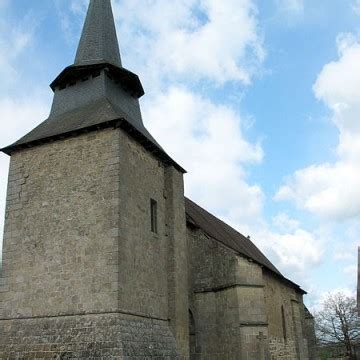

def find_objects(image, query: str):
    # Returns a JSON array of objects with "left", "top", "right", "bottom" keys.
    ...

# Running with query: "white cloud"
[
  {"left": 274, "top": 0, "right": 304, "bottom": 17},
  {"left": 55, "top": 0, "right": 88, "bottom": 45},
  {"left": 70, "top": 0, "right": 88, "bottom": 15},
  {"left": 261, "top": 213, "right": 323, "bottom": 278},
  {"left": 248, "top": 217, "right": 324, "bottom": 280},
  {"left": 343, "top": 264, "right": 357, "bottom": 276},
  {"left": 334, "top": 250, "right": 355, "bottom": 262},
  {"left": 0, "top": 98, "right": 48, "bottom": 146},
  {"left": 272, "top": 212, "right": 300, "bottom": 232},
  {"left": 276, "top": 162, "right": 360, "bottom": 220},
  {"left": 0, "top": 16, "right": 35, "bottom": 90},
  {"left": 276, "top": 33, "right": 360, "bottom": 221},
  {"left": 266, "top": 229, "right": 322, "bottom": 275},
  {"left": 113, "top": 0, "right": 265, "bottom": 86},
  {"left": 144, "top": 87, "right": 264, "bottom": 222},
  {"left": 309, "top": 287, "right": 356, "bottom": 312},
  {"left": 352, "top": 0, "right": 360, "bottom": 15}
]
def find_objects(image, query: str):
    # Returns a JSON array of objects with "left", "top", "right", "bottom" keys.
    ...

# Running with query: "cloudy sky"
[{"left": 0, "top": 0, "right": 359, "bottom": 309}]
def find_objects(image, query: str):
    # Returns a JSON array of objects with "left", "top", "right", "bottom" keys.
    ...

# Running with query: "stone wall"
[
  {"left": 188, "top": 225, "right": 313, "bottom": 360},
  {"left": 116, "top": 129, "right": 169, "bottom": 319},
  {"left": 165, "top": 166, "right": 190, "bottom": 359},
  {"left": 263, "top": 270, "right": 308, "bottom": 360},
  {"left": 1, "top": 129, "right": 121, "bottom": 318},
  {"left": 187, "top": 227, "right": 268, "bottom": 360},
  {"left": 188, "top": 227, "right": 238, "bottom": 292},
  {"left": 269, "top": 339, "right": 297, "bottom": 359},
  {"left": 188, "top": 228, "right": 241, "bottom": 359},
  {"left": 303, "top": 309, "right": 317, "bottom": 360},
  {"left": 292, "top": 297, "right": 308, "bottom": 359},
  {"left": 0, "top": 127, "right": 186, "bottom": 358},
  {"left": 117, "top": 130, "right": 189, "bottom": 357},
  {"left": 0, "top": 313, "right": 178, "bottom": 359}
]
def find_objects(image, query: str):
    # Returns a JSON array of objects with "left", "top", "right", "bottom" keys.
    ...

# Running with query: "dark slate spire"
[
  {"left": 75, "top": 0, "right": 122, "bottom": 67},
  {"left": 1, "top": 0, "right": 184, "bottom": 172}
]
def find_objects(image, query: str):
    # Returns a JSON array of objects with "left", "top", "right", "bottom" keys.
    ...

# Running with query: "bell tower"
[{"left": 0, "top": 1, "right": 189, "bottom": 358}]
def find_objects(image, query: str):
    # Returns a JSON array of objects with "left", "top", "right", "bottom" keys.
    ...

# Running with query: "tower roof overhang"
[
  {"left": 51, "top": 63, "right": 145, "bottom": 98},
  {"left": 0, "top": 98, "right": 186, "bottom": 174}
]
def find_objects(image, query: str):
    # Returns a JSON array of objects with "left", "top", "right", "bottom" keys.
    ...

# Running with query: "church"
[{"left": 0, "top": 1, "right": 316, "bottom": 359}]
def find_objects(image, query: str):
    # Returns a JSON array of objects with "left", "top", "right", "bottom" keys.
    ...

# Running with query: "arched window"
[
  {"left": 189, "top": 309, "right": 200, "bottom": 359},
  {"left": 281, "top": 305, "right": 287, "bottom": 342},
  {"left": 189, "top": 310, "right": 195, "bottom": 336}
]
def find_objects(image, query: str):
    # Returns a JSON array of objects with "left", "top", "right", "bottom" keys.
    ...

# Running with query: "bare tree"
[{"left": 315, "top": 292, "right": 360, "bottom": 359}]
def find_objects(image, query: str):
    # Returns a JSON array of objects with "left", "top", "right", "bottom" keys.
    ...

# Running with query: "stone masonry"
[
  {"left": 187, "top": 225, "right": 316, "bottom": 360},
  {"left": 0, "top": 128, "right": 188, "bottom": 359},
  {"left": 0, "top": 313, "right": 178, "bottom": 359}
]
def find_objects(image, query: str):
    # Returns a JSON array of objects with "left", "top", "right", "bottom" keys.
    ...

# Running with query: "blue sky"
[{"left": 0, "top": 0, "right": 359, "bottom": 309}]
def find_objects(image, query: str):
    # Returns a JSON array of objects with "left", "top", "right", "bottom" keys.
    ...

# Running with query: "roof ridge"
[{"left": 185, "top": 197, "right": 271, "bottom": 263}]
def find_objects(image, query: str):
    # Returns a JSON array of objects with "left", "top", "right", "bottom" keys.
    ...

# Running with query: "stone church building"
[{"left": 0, "top": 1, "right": 316, "bottom": 359}]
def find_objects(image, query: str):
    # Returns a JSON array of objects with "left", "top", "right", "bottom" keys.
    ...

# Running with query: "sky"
[{"left": 0, "top": 0, "right": 359, "bottom": 310}]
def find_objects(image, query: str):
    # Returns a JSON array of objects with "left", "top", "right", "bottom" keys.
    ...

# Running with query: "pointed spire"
[{"left": 75, "top": 0, "right": 122, "bottom": 67}]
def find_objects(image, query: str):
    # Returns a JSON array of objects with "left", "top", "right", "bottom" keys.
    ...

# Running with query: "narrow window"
[
  {"left": 150, "top": 199, "right": 158, "bottom": 233},
  {"left": 281, "top": 305, "right": 287, "bottom": 342}
]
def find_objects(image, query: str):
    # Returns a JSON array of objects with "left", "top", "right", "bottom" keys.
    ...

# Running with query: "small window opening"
[
  {"left": 150, "top": 199, "right": 158, "bottom": 233},
  {"left": 281, "top": 305, "right": 287, "bottom": 342}
]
